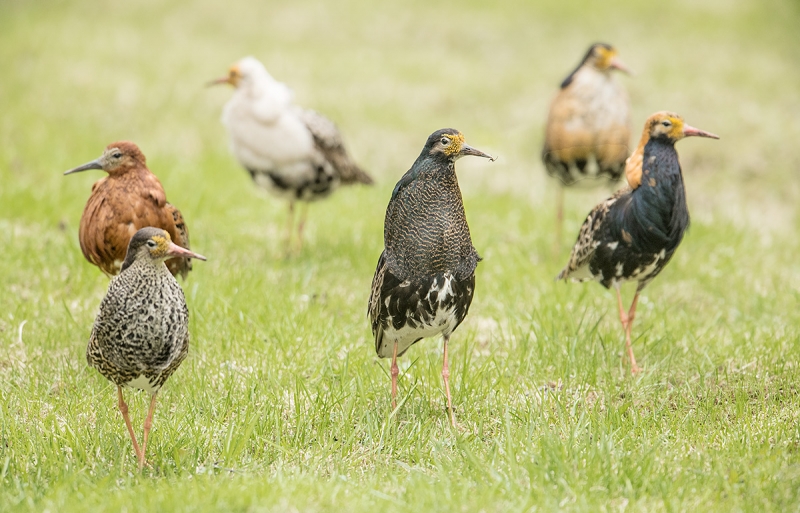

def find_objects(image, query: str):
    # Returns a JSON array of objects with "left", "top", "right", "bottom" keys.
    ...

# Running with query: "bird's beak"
[
  {"left": 63, "top": 158, "right": 103, "bottom": 175},
  {"left": 459, "top": 144, "right": 496, "bottom": 161},
  {"left": 207, "top": 76, "right": 233, "bottom": 87},
  {"left": 609, "top": 56, "right": 632, "bottom": 75},
  {"left": 683, "top": 124, "right": 720, "bottom": 139},
  {"left": 166, "top": 242, "right": 207, "bottom": 261}
]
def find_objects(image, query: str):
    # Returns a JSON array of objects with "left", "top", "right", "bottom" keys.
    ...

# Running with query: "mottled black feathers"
[
  {"left": 384, "top": 157, "right": 479, "bottom": 282},
  {"left": 560, "top": 136, "right": 690, "bottom": 291},
  {"left": 369, "top": 252, "right": 475, "bottom": 358}
]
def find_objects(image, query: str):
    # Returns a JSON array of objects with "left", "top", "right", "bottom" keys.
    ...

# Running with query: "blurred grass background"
[{"left": 1, "top": 0, "right": 800, "bottom": 511}]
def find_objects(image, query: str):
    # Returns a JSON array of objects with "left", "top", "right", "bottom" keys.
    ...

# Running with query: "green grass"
[{"left": 2, "top": 0, "right": 800, "bottom": 510}]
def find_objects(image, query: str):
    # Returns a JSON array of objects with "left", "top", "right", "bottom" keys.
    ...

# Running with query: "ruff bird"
[
  {"left": 542, "top": 43, "right": 631, "bottom": 248},
  {"left": 558, "top": 112, "right": 718, "bottom": 374},
  {"left": 64, "top": 142, "right": 194, "bottom": 279},
  {"left": 210, "top": 56, "right": 373, "bottom": 251},
  {"left": 368, "top": 128, "right": 494, "bottom": 427},
  {"left": 87, "top": 227, "right": 206, "bottom": 470}
]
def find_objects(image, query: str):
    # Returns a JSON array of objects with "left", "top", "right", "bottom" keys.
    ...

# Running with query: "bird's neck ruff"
[
  {"left": 120, "top": 253, "right": 172, "bottom": 276},
  {"left": 616, "top": 137, "right": 689, "bottom": 253},
  {"left": 384, "top": 159, "right": 479, "bottom": 281}
]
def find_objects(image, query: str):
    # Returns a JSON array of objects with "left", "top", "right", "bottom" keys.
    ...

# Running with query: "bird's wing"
[
  {"left": 558, "top": 187, "right": 631, "bottom": 281},
  {"left": 164, "top": 203, "right": 192, "bottom": 280},
  {"left": 368, "top": 250, "right": 400, "bottom": 354},
  {"left": 297, "top": 108, "right": 373, "bottom": 185}
]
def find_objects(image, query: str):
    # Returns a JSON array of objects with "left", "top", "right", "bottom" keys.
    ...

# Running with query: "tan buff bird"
[{"left": 542, "top": 43, "right": 631, "bottom": 249}]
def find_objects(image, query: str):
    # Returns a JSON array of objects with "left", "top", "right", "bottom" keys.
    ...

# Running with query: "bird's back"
[{"left": 79, "top": 171, "right": 192, "bottom": 277}]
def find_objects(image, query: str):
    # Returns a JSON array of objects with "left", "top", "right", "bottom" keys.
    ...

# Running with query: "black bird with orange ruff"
[{"left": 558, "top": 112, "right": 719, "bottom": 374}]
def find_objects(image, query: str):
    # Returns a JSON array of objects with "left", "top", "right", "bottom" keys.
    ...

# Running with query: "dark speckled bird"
[
  {"left": 558, "top": 112, "right": 718, "bottom": 374},
  {"left": 368, "top": 128, "right": 494, "bottom": 427},
  {"left": 64, "top": 141, "right": 194, "bottom": 279},
  {"left": 87, "top": 227, "right": 206, "bottom": 470},
  {"left": 542, "top": 43, "right": 631, "bottom": 248}
]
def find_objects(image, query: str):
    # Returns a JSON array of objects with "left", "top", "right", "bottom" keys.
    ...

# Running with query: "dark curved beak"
[
  {"left": 166, "top": 242, "right": 207, "bottom": 261},
  {"left": 460, "top": 143, "right": 496, "bottom": 161},
  {"left": 683, "top": 124, "right": 720, "bottom": 139},
  {"left": 64, "top": 158, "right": 103, "bottom": 175}
]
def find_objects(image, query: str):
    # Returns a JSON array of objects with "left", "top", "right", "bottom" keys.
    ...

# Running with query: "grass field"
[{"left": 2, "top": 0, "right": 800, "bottom": 511}]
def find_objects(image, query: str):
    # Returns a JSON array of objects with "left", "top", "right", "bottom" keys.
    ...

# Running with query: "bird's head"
[
  {"left": 644, "top": 111, "right": 720, "bottom": 143},
  {"left": 64, "top": 141, "right": 147, "bottom": 176},
  {"left": 121, "top": 227, "right": 206, "bottom": 271},
  {"left": 584, "top": 43, "right": 630, "bottom": 74},
  {"left": 208, "top": 56, "right": 268, "bottom": 88},
  {"left": 424, "top": 128, "right": 495, "bottom": 162}
]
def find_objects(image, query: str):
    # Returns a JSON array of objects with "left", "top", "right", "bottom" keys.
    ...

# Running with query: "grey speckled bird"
[
  {"left": 87, "top": 227, "right": 206, "bottom": 470},
  {"left": 368, "top": 128, "right": 494, "bottom": 427}
]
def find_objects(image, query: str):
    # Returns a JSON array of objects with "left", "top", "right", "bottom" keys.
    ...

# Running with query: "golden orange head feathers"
[
  {"left": 585, "top": 43, "right": 630, "bottom": 74},
  {"left": 625, "top": 112, "right": 720, "bottom": 188}
]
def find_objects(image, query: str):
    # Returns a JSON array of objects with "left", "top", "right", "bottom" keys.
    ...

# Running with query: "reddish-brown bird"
[{"left": 64, "top": 142, "right": 194, "bottom": 279}]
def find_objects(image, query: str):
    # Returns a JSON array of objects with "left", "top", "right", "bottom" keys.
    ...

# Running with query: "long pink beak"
[
  {"left": 207, "top": 76, "right": 232, "bottom": 87},
  {"left": 683, "top": 124, "right": 720, "bottom": 139},
  {"left": 167, "top": 242, "right": 207, "bottom": 261},
  {"left": 609, "top": 56, "right": 632, "bottom": 75}
]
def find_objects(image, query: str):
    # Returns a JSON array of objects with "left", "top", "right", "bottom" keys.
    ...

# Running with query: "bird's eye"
[
  {"left": 113, "top": 152, "right": 122, "bottom": 159},
  {"left": 146, "top": 240, "right": 157, "bottom": 248},
  {"left": 440, "top": 137, "right": 450, "bottom": 145},
  {"left": 661, "top": 120, "right": 672, "bottom": 127}
]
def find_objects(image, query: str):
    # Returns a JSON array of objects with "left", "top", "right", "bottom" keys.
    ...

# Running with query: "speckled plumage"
[
  {"left": 65, "top": 141, "right": 193, "bottom": 279},
  {"left": 543, "top": 43, "right": 631, "bottom": 186},
  {"left": 87, "top": 248, "right": 189, "bottom": 393},
  {"left": 86, "top": 227, "right": 205, "bottom": 469},
  {"left": 558, "top": 112, "right": 719, "bottom": 373},
  {"left": 368, "top": 128, "right": 493, "bottom": 425}
]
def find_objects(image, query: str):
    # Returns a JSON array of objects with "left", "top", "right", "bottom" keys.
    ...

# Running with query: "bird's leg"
[
  {"left": 117, "top": 386, "right": 142, "bottom": 463},
  {"left": 554, "top": 186, "right": 564, "bottom": 254},
  {"left": 295, "top": 202, "right": 309, "bottom": 253},
  {"left": 139, "top": 392, "right": 158, "bottom": 471},
  {"left": 390, "top": 341, "right": 399, "bottom": 411},
  {"left": 625, "top": 292, "right": 641, "bottom": 374},
  {"left": 615, "top": 286, "right": 629, "bottom": 330},
  {"left": 442, "top": 335, "right": 456, "bottom": 428},
  {"left": 284, "top": 201, "right": 295, "bottom": 256}
]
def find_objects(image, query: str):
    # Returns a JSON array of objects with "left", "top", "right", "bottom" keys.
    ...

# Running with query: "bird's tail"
[{"left": 341, "top": 165, "right": 374, "bottom": 185}]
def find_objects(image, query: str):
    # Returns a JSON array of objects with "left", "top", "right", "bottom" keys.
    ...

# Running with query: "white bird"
[{"left": 209, "top": 56, "right": 373, "bottom": 251}]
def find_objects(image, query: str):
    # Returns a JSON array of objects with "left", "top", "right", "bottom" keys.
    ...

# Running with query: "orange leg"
[
  {"left": 117, "top": 386, "right": 142, "bottom": 464},
  {"left": 442, "top": 335, "right": 456, "bottom": 428},
  {"left": 390, "top": 341, "right": 399, "bottom": 411},
  {"left": 625, "top": 292, "right": 641, "bottom": 374},
  {"left": 284, "top": 201, "right": 295, "bottom": 256},
  {"left": 554, "top": 186, "right": 564, "bottom": 254},
  {"left": 139, "top": 392, "right": 158, "bottom": 471},
  {"left": 615, "top": 287, "right": 641, "bottom": 374},
  {"left": 296, "top": 202, "right": 309, "bottom": 253}
]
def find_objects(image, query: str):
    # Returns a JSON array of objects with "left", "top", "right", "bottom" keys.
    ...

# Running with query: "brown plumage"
[
  {"left": 542, "top": 43, "right": 631, "bottom": 248},
  {"left": 64, "top": 141, "right": 194, "bottom": 279}
]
